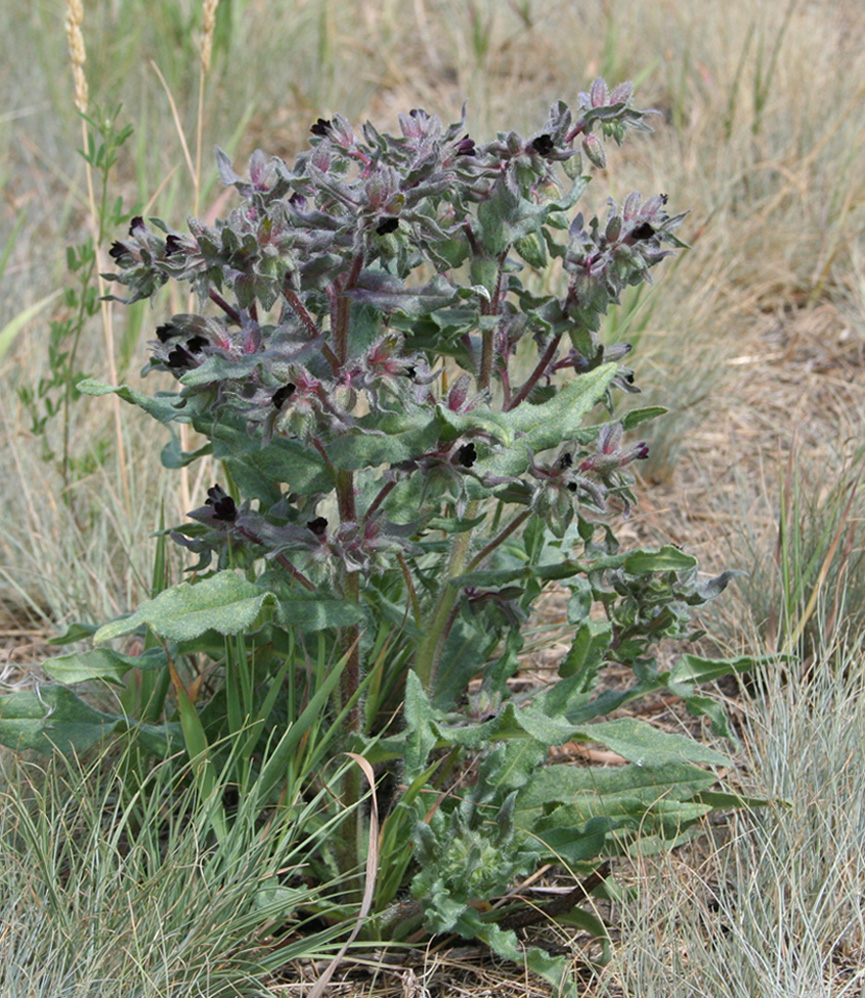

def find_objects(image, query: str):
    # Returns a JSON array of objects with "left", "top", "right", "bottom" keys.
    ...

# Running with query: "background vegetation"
[{"left": 1, "top": 0, "right": 864, "bottom": 994}]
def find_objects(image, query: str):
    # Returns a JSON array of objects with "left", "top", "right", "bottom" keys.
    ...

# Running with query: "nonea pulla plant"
[{"left": 0, "top": 85, "right": 757, "bottom": 994}]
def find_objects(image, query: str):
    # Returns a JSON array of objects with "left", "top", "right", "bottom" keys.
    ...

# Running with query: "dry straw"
[
  {"left": 65, "top": 0, "right": 131, "bottom": 512},
  {"left": 201, "top": 0, "right": 219, "bottom": 75},
  {"left": 65, "top": 0, "right": 88, "bottom": 113}
]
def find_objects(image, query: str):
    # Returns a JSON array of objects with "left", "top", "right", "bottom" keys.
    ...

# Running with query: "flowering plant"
[{"left": 0, "top": 84, "right": 751, "bottom": 993}]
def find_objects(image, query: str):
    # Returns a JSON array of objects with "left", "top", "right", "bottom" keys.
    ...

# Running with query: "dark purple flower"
[
  {"left": 186, "top": 335, "right": 208, "bottom": 353},
  {"left": 530, "top": 134, "right": 555, "bottom": 157},
  {"left": 166, "top": 345, "right": 198, "bottom": 370},
  {"left": 156, "top": 322, "right": 180, "bottom": 343},
  {"left": 456, "top": 442, "right": 477, "bottom": 468},
  {"left": 310, "top": 118, "right": 332, "bottom": 137},
  {"left": 376, "top": 217, "right": 400, "bottom": 235},
  {"left": 164, "top": 234, "right": 183, "bottom": 256},
  {"left": 307, "top": 516, "right": 328, "bottom": 536},
  {"left": 454, "top": 135, "right": 476, "bottom": 157},
  {"left": 631, "top": 222, "right": 656, "bottom": 241},
  {"left": 272, "top": 383, "right": 296, "bottom": 409},
  {"left": 205, "top": 484, "right": 237, "bottom": 522}
]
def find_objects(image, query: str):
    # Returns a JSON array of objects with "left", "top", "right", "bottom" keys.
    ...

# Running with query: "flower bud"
[
  {"left": 623, "top": 191, "right": 642, "bottom": 220},
  {"left": 582, "top": 135, "right": 606, "bottom": 170},
  {"left": 447, "top": 374, "right": 471, "bottom": 412},
  {"left": 590, "top": 77, "right": 609, "bottom": 108},
  {"left": 609, "top": 81, "right": 634, "bottom": 104},
  {"left": 514, "top": 232, "right": 546, "bottom": 268}
]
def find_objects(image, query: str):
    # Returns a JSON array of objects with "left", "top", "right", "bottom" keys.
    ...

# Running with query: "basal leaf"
[
  {"left": 0, "top": 686, "right": 121, "bottom": 754},
  {"left": 43, "top": 647, "right": 168, "bottom": 686},
  {"left": 572, "top": 718, "right": 729, "bottom": 767}
]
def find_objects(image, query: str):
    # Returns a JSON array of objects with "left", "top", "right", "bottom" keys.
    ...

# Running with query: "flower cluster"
[{"left": 105, "top": 85, "right": 673, "bottom": 586}]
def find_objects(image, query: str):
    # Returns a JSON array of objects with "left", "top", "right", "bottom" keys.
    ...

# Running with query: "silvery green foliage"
[
  {"left": 103, "top": 91, "right": 686, "bottom": 585},
  {"left": 0, "top": 86, "right": 752, "bottom": 997}
]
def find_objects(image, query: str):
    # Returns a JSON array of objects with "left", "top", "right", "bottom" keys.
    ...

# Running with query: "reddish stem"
[{"left": 504, "top": 332, "right": 562, "bottom": 412}]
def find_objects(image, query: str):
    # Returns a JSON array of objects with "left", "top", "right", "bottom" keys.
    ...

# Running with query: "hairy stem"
[
  {"left": 465, "top": 509, "right": 531, "bottom": 573},
  {"left": 236, "top": 526, "right": 316, "bottom": 591},
  {"left": 209, "top": 288, "right": 242, "bottom": 324},
  {"left": 504, "top": 332, "right": 562, "bottom": 412},
  {"left": 413, "top": 500, "right": 480, "bottom": 694}
]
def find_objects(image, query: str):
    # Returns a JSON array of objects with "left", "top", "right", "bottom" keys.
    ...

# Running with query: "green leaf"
[
  {"left": 76, "top": 379, "right": 187, "bottom": 424},
  {"left": 43, "top": 647, "right": 168, "bottom": 686},
  {"left": 694, "top": 789, "right": 774, "bottom": 810},
  {"left": 531, "top": 814, "right": 613, "bottom": 866},
  {"left": 621, "top": 546, "right": 697, "bottom": 574},
  {"left": 435, "top": 403, "right": 515, "bottom": 447},
  {"left": 0, "top": 686, "right": 121, "bottom": 754},
  {"left": 120, "top": 718, "right": 184, "bottom": 756},
  {"left": 572, "top": 718, "right": 729, "bottom": 768},
  {"left": 94, "top": 571, "right": 277, "bottom": 643},
  {"left": 621, "top": 405, "right": 667, "bottom": 430},
  {"left": 48, "top": 622, "right": 99, "bottom": 646},
  {"left": 463, "top": 913, "right": 580, "bottom": 998},
  {"left": 206, "top": 420, "right": 332, "bottom": 500},
  {"left": 326, "top": 411, "right": 440, "bottom": 469},
  {"left": 348, "top": 272, "right": 458, "bottom": 317},
  {"left": 403, "top": 670, "right": 439, "bottom": 779},
  {"left": 477, "top": 365, "right": 617, "bottom": 478},
  {"left": 558, "top": 618, "right": 612, "bottom": 687},
  {"left": 273, "top": 592, "right": 366, "bottom": 632},
  {"left": 670, "top": 653, "right": 754, "bottom": 685},
  {"left": 161, "top": 434, "right": 213, "bottom": 469},
  {"left": 517, "top": 760, "right": 719, "bottom": 818},
  {"left": 508, "top": 363, "right": 617, "bottom": 449}
]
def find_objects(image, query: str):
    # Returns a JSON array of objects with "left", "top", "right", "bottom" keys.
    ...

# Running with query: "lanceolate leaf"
[
  {"left": 570, "top": 717, "right": 729, "bottom": 767},
  {"left": 77, "top": 379, "right": 187, "bottom": 424},
  {"left": 94, "top": 571, "right": 277, "bottom": 643},
  {"left": 517, "top": 759, "right": 720, "bottom": 816},
  {"left": 621, "top": 405, "right": 667, "bottom": 430},
  {"left": 43, "top": 647, "right": 168, "bottom": 686},
  {"left": 0, "top": 686, "right": 121, "bottom": 754}
]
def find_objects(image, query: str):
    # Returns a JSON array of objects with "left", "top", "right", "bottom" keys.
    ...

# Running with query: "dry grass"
[{"left": 2, "top": 0, "right": 865, "bottom": 994}]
